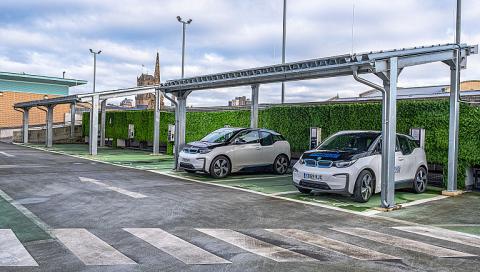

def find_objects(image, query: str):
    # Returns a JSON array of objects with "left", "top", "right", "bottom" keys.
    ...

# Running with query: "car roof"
[{"left": 333, "top": 130, "right": 415, "bottom": 139}]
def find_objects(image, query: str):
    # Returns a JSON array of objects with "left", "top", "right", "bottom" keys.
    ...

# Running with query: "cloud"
[{"left": 0, "top": 0, "right": 479, "bottom": 107}]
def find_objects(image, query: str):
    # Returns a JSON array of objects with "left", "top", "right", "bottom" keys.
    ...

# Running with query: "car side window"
[
  {"left": 259, "top": 131, "right": 274, "bottom": 146},
  {"left": 235, "top": 130, "right": 259, "bottom": 144},
  {"left": 398, "top": 136, "right": 413, "bottom": 155}
]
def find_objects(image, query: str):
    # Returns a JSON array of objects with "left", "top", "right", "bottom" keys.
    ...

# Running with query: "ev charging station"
[
  {"left": 410, "top": 128, "right": 426, "bottom": 149},
  {"left": 309, "top": 127, "right": 322, "bottom": 150}
]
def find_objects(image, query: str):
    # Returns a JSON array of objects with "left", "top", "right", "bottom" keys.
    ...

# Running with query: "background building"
[
  {"left": 120, "top": 98, "right": 134, "bottom": 108},
  {"left": 228, "top": 96, "right": 251, "bottom": 107},
  {"left": 0, "top": 71, "right": 86, "bottom": 139},
  {"left": 135, "top": 53, "right": 164, "bottom": 109}
]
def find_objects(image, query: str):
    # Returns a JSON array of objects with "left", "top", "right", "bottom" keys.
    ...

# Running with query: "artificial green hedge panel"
[{"left": 83, "top": 100, "right": 480, "bottom": 188}]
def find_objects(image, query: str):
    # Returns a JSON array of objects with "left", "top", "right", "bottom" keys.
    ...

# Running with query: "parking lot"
[{"left": 1, "top": 142, "right": 480, "bottom": 271}]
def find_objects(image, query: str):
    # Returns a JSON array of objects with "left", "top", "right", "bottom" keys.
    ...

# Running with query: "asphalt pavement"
[{"left": 1, "top": 142, "right": 479, "bottom": 272}]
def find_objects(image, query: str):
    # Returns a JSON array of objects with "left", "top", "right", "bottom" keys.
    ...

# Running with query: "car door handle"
[
  {"left": 255, "top": 146, "right": 261, "bottom": 150},
  {"left": 398, "top": 157, "right": 405, "bottom": 161}
]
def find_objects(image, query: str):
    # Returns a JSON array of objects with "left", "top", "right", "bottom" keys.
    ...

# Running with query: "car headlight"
[
  {"left": 293, "top": 167, "right": 299, "bottom": 173},
  {"left": 334, "top": 160, "right": 357, "bottom": 168},
  {"left": 198, "top": 148, "right": 212, "bottom": 154}
]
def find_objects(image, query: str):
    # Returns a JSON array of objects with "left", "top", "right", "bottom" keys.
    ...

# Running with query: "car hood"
[
  {"left": 302, "top": 150, "right": 367, "bottom": 162},
  {"left": 185, "top": 141, "right": 225, "bottom": 149}
]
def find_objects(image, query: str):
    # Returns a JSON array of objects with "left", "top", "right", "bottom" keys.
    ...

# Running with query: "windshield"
[
  {"left": 201, "top": 128, "right": 239, "bottom": 143},
  {"left": 318, "top": 133, "right": 379, "bottom": 153}
]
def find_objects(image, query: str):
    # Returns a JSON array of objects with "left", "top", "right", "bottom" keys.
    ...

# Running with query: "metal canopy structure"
[{"left": 13, "top": 43, "right": 478, "bottom": 209}]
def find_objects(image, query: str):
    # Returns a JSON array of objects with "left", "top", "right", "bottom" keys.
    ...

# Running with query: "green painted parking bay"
[
  {"left": 0, "top": 197, "right": 50, "bottom": 243},
  {"left": 23, "top": 143, "right": 446, "bottom": 214}
]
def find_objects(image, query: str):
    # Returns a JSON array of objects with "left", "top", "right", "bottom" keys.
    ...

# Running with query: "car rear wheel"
[
  {"left": 413, "top": 167, "right": 428, "bottom": 194},
  {"left": 353, "top": 170, "right": 374, "bottom": 203},
  {"left": 209, "top": 156, "right": 231, "bottom": 179},
  {"left": 273, "top": 154, "right": 289, "bottom": 175}
]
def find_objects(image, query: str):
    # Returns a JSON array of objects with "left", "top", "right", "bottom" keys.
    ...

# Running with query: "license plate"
[
  {"left": 181, "top": 158, "right": 190, "bottom": 163},
  {"left": 304, "top": 173, "right": 322, "bottom": 181}
]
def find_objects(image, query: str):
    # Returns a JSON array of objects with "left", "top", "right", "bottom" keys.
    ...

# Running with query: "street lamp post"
[
  {"left": 89, "top": 49, "right": 102, "bottom": 93},
  {"left": 281, "top": 0, "right": 287, "bottom": 104},
  {"left": 176, "top": 16, "right": 192, "bottom": 79}
]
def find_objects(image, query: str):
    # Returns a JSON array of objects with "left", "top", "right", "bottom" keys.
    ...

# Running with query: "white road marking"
[
  {"left": 124, "top": 228, "right": 230, "bottom": 265},
  {"left": 0, "top": 151, "right": 14, "bottom": 157},
  {"left": 266, "top": 229, "right": 399, "bottom": 261},
  {"left": 270, "top": 191, "right": 300, "bottom": 196},
  {"left": 79, "top": 177, "right": 146, "bottom": 198},
  {"left": 0, "top": 229, "right": 38, "bottom": 266},
  {"left": 53, "top": 229, "right": 136, "bottom": 265},
  {"left": 332, "top": 228, "right": 475, "bottom": 258},
  {"left": 196, "top": 229, "right": 317, "bottom": 262},
  {"left": 394, "top": 226, "right": 480, "bottom": 249}
]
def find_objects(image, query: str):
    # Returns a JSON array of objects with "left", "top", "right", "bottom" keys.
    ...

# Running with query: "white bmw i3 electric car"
[
  {"left": 293, "top": 131, "right": 428, "bottom": 202},
  {"left": 178, "top": 127, "right": 291, "bottom": 178}
]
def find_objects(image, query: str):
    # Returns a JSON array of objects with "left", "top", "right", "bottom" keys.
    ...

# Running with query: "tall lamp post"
[
  {"left": 89, "top": 49, "right": 102, "bottom": 93},
  {"left": 177, "top": 16, "right": 192, "bottom": 79},
  {"left": 281, "top": 0, "right": 287, "bottom": 104}
]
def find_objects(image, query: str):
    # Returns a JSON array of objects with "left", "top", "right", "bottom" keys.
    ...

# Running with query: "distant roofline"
[{"left": 0, "top": 71, "right": 87, "bottom": 87}]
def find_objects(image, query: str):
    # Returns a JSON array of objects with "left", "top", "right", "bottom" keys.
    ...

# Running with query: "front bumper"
[
  {"left": 292, "top": 164, "right": 351, "bottom": 194},
  {"left": 178, "top": 152, "right": 207, "bottom": 172}
]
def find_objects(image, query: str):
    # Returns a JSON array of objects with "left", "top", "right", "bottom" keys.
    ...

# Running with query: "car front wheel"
[
  {"left": 273, "top": 154, "right": 289, "bottom": 175},
  {"left": 296, "top": 187, "right": 312, "bottom": 194},
  {"left": 413, "top": 167, "right": 428, "bottom": 193},
  {"left": 353, "top": 170, "right": 374, "bottom": 203},
  {"left": 209, "top": 156, "right": 231, "bottom": 178}
]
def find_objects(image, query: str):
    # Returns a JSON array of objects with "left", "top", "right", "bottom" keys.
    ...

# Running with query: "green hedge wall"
[{"left": 83, "top": 100, "right": 480, "bottom": 188}]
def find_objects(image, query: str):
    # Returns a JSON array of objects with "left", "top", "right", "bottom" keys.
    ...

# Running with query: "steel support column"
[
  {"left": 153, "top": 89, "right": 161, "bottom": 155},
  {"left": 380, "top": 57, "right": 398, "bottom": 208},
  {"left": 447, "top": 49, "right": 461, "bottom": 192},
  {"left": 70, "top": 103, "right": 76, "bottom": 138},
  {"left": 46, "top": 105, "right": 54, "bottom": 148},
  {"left": 100, "top": 99, "right": 107, "bottom": 147},
  {"left": 175, "top": 94, "right": 188, "bottom": 169},
  {"left": 22, "top": 109, "right": 29, "bottom": 144},
  {"left": 251, "top": 84, "right": 259, "bottom": 128},
  {"left": 89, "top": 95, "right": 99, "bottom": 155}
]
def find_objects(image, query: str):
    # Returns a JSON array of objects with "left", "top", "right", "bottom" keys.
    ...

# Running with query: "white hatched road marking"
[
  {"left": 79, "top": 177, "right": 146, "bottom": 198},
  {"left": 124, "top": 228, "right": 230, "bottom": 265},
  {"left": 332, "top": 228, "right": 475, "bottom": 258},
  {"left": 53, "top": 229, "right": 136, "bottom": 265},
  {"left": 0, "top": 229, "right": 38, "bottom": 267},
  {"left": 0, "top": 151, "right": 14, "bottom": 157},
  {"left": 266, "top": 229, "right": 400, "bottom": 261},
  {"left": 394, "top": 226, "right": 480, "bottom": 249},
  {"left": 196, "top": 229, "right": 317, "bottom": 262}
]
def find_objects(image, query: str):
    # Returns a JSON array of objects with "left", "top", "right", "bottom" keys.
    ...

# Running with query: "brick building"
[
  {"left": 135, "top": 52, "right": 164, "bottom": 109},
  {"left": 0, "top": 72, "right": 87, "bottom": 137}
]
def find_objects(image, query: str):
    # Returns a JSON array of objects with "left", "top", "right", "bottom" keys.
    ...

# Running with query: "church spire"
[{"left": 154, "top": 52, "right": 160, "bottom": 84}]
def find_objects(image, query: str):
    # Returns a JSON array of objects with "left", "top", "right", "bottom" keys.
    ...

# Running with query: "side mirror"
[{"left": 233, "top": 138, "right": 242, "bottom": 145}]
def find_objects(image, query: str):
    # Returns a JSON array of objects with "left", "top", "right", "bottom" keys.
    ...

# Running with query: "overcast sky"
[{"left": 0, "top": 0, "right": 479, "bottom": 106}]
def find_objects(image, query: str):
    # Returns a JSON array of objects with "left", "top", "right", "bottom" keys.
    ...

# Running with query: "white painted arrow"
[{"left": 79, "top": 177, "right": 147, "bottom": 199}]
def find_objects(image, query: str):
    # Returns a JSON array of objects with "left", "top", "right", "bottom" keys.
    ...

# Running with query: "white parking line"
[
  {"left": 124, "top": 228, "right": 230, "bottom": 265},
  {"left": 332, "top": 228, "right": 475, "bottom": 258},
  {"left": 394, "top": 226, "right": 480, "bottom": 249},
  {"left": 0, "top": 151, "right": 14, "bottom": 157},
  {"left": 196, "top": 229, "right": 317, "bottom": 262},
  {"left": 0, "top": 229, "right": 38, "bottom": 266},
  {"left": 53, "top": 229, "right": 136, "bottom": 265},
  {"left": 266, "top": 229, "right": 399, "bottom": 261},
  {"left": 79, "top": 177, "right": 146, "bottom": 198}
]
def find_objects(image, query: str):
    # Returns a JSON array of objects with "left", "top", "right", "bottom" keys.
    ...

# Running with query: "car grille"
[
  {"left": 179, "top": 162, "right": 195, "bottom": 169},
  {"left": 300, "top": 180, "right": 331, "bottom": 190},
  {"left": 183, "top": 148, "right": 199, "bottom": 154},
  {"left": 303, "top": 159, "right": 333, "bottom": 168}
]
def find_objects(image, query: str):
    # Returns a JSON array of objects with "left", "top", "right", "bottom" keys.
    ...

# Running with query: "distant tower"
[
  {"left": 154, "top": 52, "right": 160, "bottom": 84},
  {"left": 135, "top": 52, "right": 164, "bottom": 109}
]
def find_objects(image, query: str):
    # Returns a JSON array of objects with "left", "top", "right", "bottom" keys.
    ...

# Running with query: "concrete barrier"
[{"left": 13, "top": 125, "right": 83, "bottom": 144}]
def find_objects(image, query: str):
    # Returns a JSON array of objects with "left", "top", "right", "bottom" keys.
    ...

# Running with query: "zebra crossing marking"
[
  {"left": 124, "top": 228, "right": 230, "bottom": 265},
  {"left": 53, "top": 229, "right": 136, "bottom": 265},
  {"left": 332, "top": 228, "right": 475, "bottom": 258},
  {"left": 196, "top": 228, "right": 317, "bottom": 262},
  {"left": 79, "top": 177, "right": 147, "bottom": 198},
  {"left": 266, "top": 228, "right": 400, "bottom": 261},
  {"left": 0, "top": 229, "right": 38, "bottom": 267},
  {"left": 394, "top": 226, "right": 480, "bottom": 249}
]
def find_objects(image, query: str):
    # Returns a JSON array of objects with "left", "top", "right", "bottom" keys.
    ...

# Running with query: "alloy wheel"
[
  {"left": 361, "top": 173, "right": 373, "bottom": 200},
  {"left": 213, "top": 158, "right": 229, "bottom": 177},
  {"left": 416, "top": 168, "right": 427, "bottom": 192},
  {"left": 275, "top": 156, "right": 288, "bottom": 174}
]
